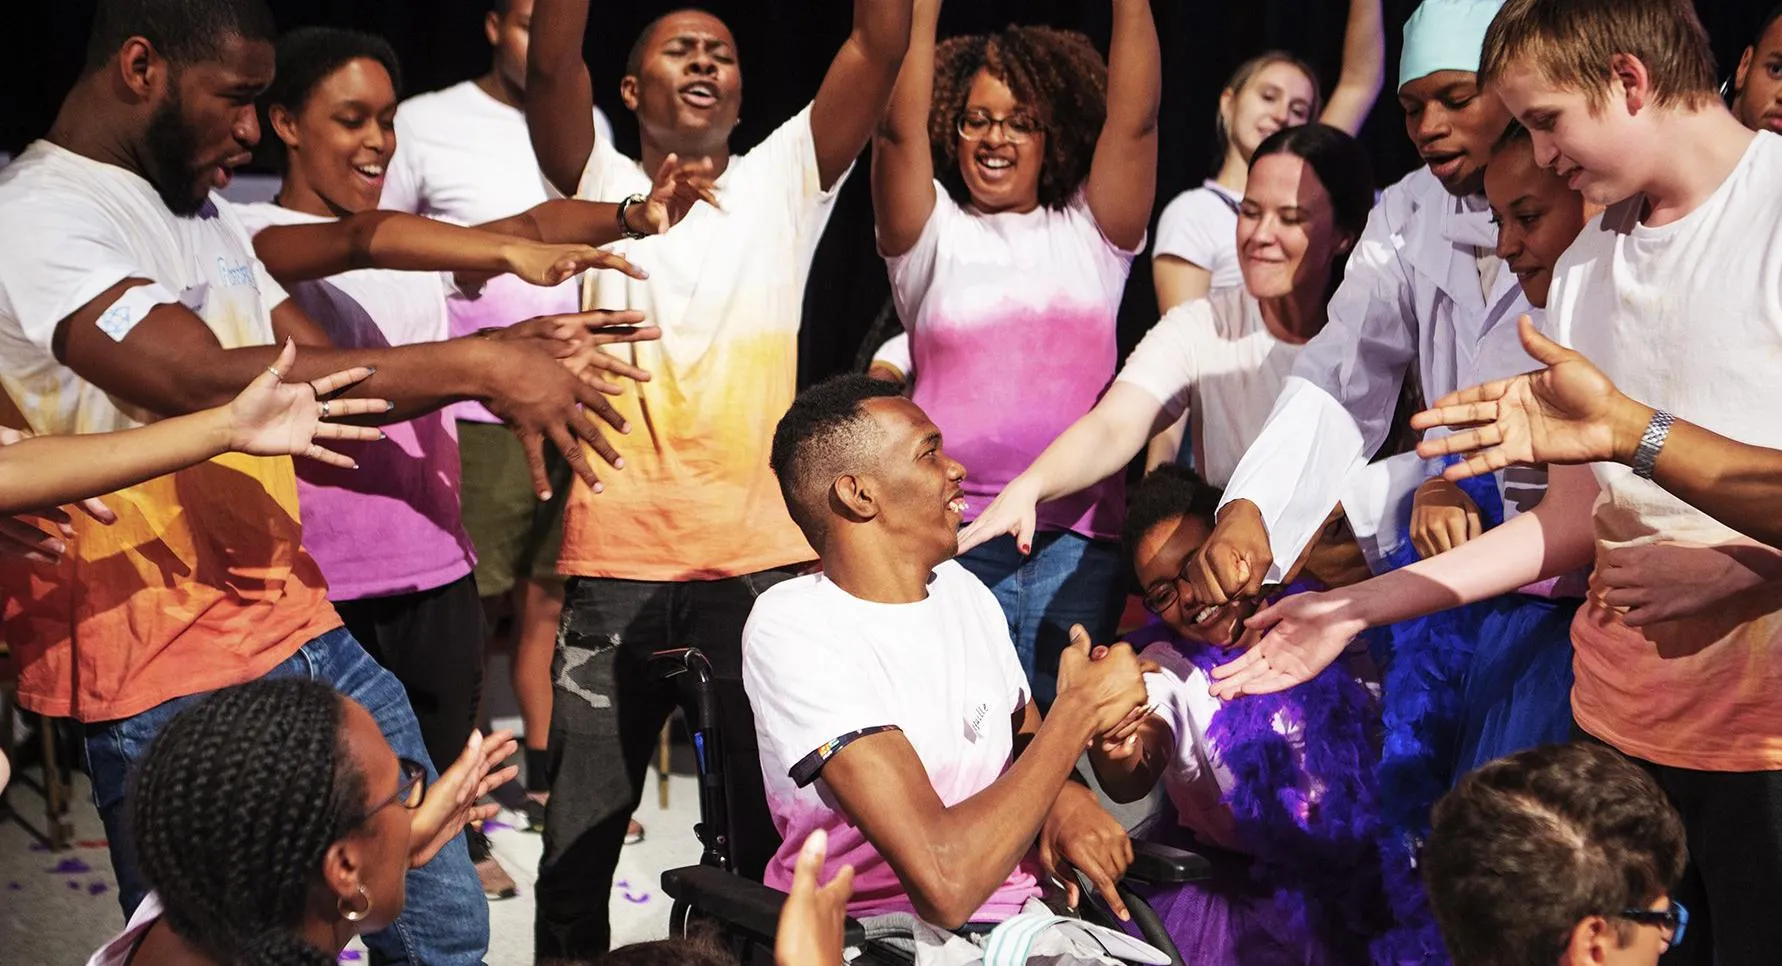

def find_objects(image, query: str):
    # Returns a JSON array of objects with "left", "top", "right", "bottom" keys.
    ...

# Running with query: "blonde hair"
[
  {"left": 1479, "top": 0, "right": 1718, "bottom": 111},
  {"left": 1214, "top": 52, "right": 1322, "bottom": 159}
]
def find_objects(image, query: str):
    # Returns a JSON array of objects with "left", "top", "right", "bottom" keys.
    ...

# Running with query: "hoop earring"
[{"left": 338, "top": 884, "right": 372, "bottom": 923}]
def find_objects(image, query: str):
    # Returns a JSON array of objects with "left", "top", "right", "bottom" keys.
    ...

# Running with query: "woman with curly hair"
[
  {"left": 1145, "top": 0, "right": 1384, "bottom": 470},
  {"left": 86, "top": 678, "right": 516, "bottom": 966},
  {"left": 872, "top": 0, "right": 1160, "bottom": 708}
]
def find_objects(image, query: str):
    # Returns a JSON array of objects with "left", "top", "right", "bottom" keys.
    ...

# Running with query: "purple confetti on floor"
[
  {"left": 49, "top": 858, "right": 92, "bottom": 874},
  {"left": 623, "top": 891, "right": 652, "bottom": 904},
  {"left": 7, "top": 883, "right": 21, "bottom": 891},
  {"left": 338, "top": 950, "right": 363, "bottom": 962},
  {"left": 482, "top": 820, "right": 513, "bottom": 833},
  {"left": 68, "top": 880, "right": 82, "bottom": 891},
  {"left": 28, "top": 843, "right": 47, "bottom": 852},
  {"left": 88, "top": 882, "right": 109, "bottom": 896}
]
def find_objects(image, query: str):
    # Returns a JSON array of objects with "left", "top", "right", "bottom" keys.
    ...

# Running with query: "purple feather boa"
[{"left": 1155, "top": 577, "right": 1391, "bottom": 954}]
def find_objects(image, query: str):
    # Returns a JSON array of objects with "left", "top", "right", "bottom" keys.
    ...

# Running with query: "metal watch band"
[
  {"left": 1632, "top": 409, "right": 1675, "bottom": 480},
  {"left": 615, "top": 193, "right": 650, "bottom": 240}
]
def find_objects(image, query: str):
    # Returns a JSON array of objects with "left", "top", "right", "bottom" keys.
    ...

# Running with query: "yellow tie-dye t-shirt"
[
  {"left": 0, "top": 142, "right": 338, "bottom": 721},
  {"left": 564, "top": 107, "right": 843, "bottom": 581}
]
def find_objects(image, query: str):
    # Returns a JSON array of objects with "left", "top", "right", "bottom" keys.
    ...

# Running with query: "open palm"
[
  {"left": 1207, "top": 590, "right": 1364, "bottom": 699},
  {"left": 228, "top": 340, "right": 390, "bottom": 468},
  {"left": 1412, "top": 316, "right": 1628, "bottom": 481},
  {"left": 638, "top": 153, "right": 720, "bottom": 234}
]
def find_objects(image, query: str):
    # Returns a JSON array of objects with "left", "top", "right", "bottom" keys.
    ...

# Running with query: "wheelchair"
[{"left": 648, "top": 647, "right": 1212, "bottom": 965}]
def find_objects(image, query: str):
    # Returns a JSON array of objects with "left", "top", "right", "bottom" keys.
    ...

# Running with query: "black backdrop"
[{"left": 2, "top": 1, "right": 1768, "bottom": 385}]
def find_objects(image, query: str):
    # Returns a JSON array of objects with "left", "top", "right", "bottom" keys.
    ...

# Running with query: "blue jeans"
[
  {"left": 956, "top": 531, "right": 1126, "bottom": 709},
  {"left": 81, "top": 626, "right": 489, "bottom": 965}
]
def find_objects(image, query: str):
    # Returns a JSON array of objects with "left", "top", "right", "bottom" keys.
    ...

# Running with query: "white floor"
[{"left": 0, "top": 766, "right": 704, "bottom": 965}]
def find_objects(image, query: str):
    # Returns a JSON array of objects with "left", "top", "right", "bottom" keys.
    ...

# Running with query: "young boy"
[{"left": 1211, "top": 2, "right": 1782, "bottom": 961}]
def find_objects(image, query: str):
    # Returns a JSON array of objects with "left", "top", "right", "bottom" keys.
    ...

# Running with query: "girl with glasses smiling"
[
  {"left": 86, "top": 679, "right": 516, "bottom": 966},
  {"left": 871, "top": 0, "right": 1160, "bottom": 710}
]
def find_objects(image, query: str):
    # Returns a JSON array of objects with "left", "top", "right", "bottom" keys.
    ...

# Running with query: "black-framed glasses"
[
  {"left": 1141, "top": 552, "right": 1281, "bottom": 619},
  {"left": 352, "top": 757, "right": 428, "bottom": 827},
  {"left": 957, "top": 111, "right": 1043, "bottom": 144},
  {"left": 1618, "top": 899, "right": 1688, "bottom": 950}
]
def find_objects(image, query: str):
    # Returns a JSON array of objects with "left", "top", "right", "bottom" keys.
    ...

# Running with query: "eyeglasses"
[
  {"left": 1618, "top": 899, "right": 1688, "bottom": 950},
  {"left": 352, "top": 757, "right": 428, "bottom": 828},
  {"left": 1142, "top": 556, "right": 1280, "bottom": 620},
  {"left": 957, "top": 111, "right": 1043, "bottom": 144}
]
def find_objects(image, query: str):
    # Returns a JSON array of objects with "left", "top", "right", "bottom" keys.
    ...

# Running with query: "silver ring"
[
  {"left": 319, "top": 400, "right": 332, "bottom": 418},
  {"left": 266, "top": 365, "right": 284, "bottom": 380}
]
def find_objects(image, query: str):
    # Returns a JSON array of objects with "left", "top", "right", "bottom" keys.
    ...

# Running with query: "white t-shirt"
[
  {"left": 1116, "top": 287, "right": 1303, "bottom": 488},
  {"left": 379, "top": 80, "right": 612, "bottom": 423},
  {"left": 87, "top": 891, "right": 164, "bottom": 966},
  {"left": 1545, "top": 130, "right": 1782, "bottom": 771},
  {"left": 1139, "top": 639, "right": 1379, "bottom": 854},
  {"left": 885, "top": 187, "right": 1138, "bottom": 541},
  {"left": 742, "top": 560, "right": 1043, "bottom": 921},
  {"left": 559, "top": 106, "right": 847, "bottom": 581},
  {"left": 1152, "top": 182, "right": 1244, "bottom": 292},
  {"left": 234, "top": 203, "right": 477, "bottom": 601}
]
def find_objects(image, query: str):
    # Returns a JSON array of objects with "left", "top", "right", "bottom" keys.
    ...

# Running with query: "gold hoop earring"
[{"left": 338, "top": 884, "right": 372, "bottom": 923}]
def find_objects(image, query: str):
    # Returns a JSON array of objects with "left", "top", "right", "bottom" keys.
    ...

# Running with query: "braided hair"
[
  {"left": 129, "top": 679, "right": 369, "bottom": 966},
  {"left": 930, "top": 25, "right": 1108, "bottom": 210}
]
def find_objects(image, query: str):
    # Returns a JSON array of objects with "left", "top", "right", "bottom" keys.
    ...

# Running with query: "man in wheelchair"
[{"left": 739, "top": 375, "right": 1169, "bottom": 963}]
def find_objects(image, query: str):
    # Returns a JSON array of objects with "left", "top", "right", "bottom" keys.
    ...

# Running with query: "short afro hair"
[
  {"left": 84, "top": 0, "right": 277, "bottom": 74},
  {"left": 931, "top": 25, "right": 1108, "bottom": 210},
  {"left": 1121, "top": 464, "right": 1223, "bottom": 569},
  {"left": 260, "top": 27, "right": 402, "bottom": 170},
  {"left": 626, "top": 8, "right": 731, "bottom": 78},
  {"left": 769, "top": 375, "right": 905, "bottom": 547}
]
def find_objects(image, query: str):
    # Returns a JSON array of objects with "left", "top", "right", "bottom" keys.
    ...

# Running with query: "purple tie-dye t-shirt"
[{"left": 887, "top": 187, "right": 1138, "bottom": 541}]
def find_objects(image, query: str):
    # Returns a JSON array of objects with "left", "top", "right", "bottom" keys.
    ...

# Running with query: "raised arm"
[
  {"left": 812, "top": 0, "right": 914, "bottom": 192},
  {"left": 1083, "top": 0, "right": 1162, "bottom": 251},
  {"left": 870, "top": 0, "right": 941, "bottom": 257},
  {"left": 1317, "top": 0, "right": 1386, "bottom": 135},
  {"left": 817, "top": 638, "right": 1147, "bottom": 929},
  {"left": 526, "top": 0, "right": 598, "bottom": 197}
]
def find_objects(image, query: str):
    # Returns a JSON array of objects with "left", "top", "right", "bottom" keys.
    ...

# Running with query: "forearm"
[
  {"left": 526, "top": 0, "right": 596, "bottom": 196},
  {"left": 0, "top": 409, "right": 233, "bottom": 513},
  {"left": 484, "top": 199, "right": 626, "bottom": 246},
  {"left": 1144, "top": 415, "right": 1188, "bottom": 473},
  {"left": 1022, "top": 402, "right": 1157, "bottom": 504},
  {"left": 1609, "top": 401, "right": 1782, "bottom": 549},
  {"left": 1104, "top": 0, "right": 1163, "bottom": 141},
  {"left": 255, "top": 213, "right": 533, "bottom": 284},
  {"left": 171, "top": 339, "right": 498, "bottom": 424},
  {"left": 877, "top": 0, "right": 935, "bottom": 146},
  {"left": 1321, "top": 0, "right": 1386, "bottom": 134},
  {"left": 869, "top": 0, "right": 938, "bottom": 252},
  {"left": 918, "top": 695, "right": 1099, "bottom": 924},
  {"left": 1342, "top": 483, "right": 1597, "bottom": 628}
]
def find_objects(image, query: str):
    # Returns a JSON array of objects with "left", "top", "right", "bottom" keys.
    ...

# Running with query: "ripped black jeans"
[{"left": 533, "top": 567, "right": 799, "bottom": 961}]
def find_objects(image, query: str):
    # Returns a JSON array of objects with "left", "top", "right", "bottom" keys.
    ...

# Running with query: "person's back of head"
[
  {"left": 84, "top": 0, "right": 277, "bottom": 75},
  {"left": 129, "top": 678, "right": 374, "bottom": 966},
  {"left": 596, "top": 928, "right": 737, "bottom": 966},
  {"left": 1423, "top": 742, "right": 1687, "bottom": 966},
  {"left": 768, "top": 374, "right": 913, "bottom": 550}
]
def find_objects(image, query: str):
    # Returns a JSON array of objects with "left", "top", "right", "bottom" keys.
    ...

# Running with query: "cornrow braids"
[
  {"left": 930, "top": 25, "right": 1108, "bottom": 210},
  {"left": 129, "top": 679, "right": 367, "bottom": 966}
]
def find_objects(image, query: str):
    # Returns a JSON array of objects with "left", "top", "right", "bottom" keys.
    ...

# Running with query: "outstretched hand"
[
  {"left": 409, "top": 728, "right": 520, "bottom": 869},
  {"left": 229, "top": 339, "right": 391, "bottom": 469},
  {"left": 775, "top": 828, "right": 855, "bottom": 966},
  {"left": 1207, "top": 590, "right": 1364, "bottom": 699},
  {"left": 634, "top": 153, "right": 720, "bottom": 235},
  {"left": 0, "top": 427, "right": 116, "bottom": 563},
  {"left": 956, "top": 478, "right": 1037, "bottom": 555},
  {"left": 503, "top": 242, "right": 648, "bottom": 288},
  {"left": 1413, "top": 316, "right": 1647, "bottom": 481}
]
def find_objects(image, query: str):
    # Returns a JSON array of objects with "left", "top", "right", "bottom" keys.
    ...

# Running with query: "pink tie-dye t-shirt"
[
  {"left": 741, "top": 561, "right": 1042, "bottom": 921},
  {"left": 886, "top": 187, "right": 1139, "bottom": 541}
]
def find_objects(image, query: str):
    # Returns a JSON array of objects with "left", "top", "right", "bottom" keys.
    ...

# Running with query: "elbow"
[{"left": 909, "top": 887, "right": 977, "bottom": 932}]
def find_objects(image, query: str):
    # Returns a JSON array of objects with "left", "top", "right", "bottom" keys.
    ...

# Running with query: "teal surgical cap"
[{"left": 1400, "top": 0, "right": 1506, "bottom": 88}]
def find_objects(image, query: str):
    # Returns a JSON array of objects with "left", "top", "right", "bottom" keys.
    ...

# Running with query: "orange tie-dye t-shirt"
[
  {"left": 0, "top": 143, "right": 338, "bottom": 722},
  {"left": 562, "top": 108, "right": 842, "bottom": 581}
]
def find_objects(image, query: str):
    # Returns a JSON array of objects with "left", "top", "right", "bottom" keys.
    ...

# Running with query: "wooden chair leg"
[
  {"left": 40, "top": 717, "right": 73, "bottom": 851},
  {"left": 657, "top": 716, "right": 672, "bottom": 809}
]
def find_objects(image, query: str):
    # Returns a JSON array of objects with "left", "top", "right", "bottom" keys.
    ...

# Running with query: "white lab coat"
[{"left": 1219, "top": 166, "right": 1541, "bottom": 580}]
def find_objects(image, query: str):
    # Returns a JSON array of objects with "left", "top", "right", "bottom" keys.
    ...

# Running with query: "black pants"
[
  {"left": 534, "top": 567, "right": 798, "bottom": 961},
  {"left": 335, "top": 575, "right": 487, "bottom": 775},
  {"left": 1572, "top": 722, "right": 1782, "bottom": 966}
]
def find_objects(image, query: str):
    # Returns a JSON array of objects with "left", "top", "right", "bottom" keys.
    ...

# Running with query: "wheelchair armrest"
[
  {"left": 661, "top": 864, "right": 868, "bottom": 947},
  {"left": 1124, "top": 839, "right": 1213, "bottom": 885}
]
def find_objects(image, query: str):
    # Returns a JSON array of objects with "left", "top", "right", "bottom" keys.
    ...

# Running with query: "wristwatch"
[
  {"left": 616, "top": 194, "right": 651, "bottom": 240},
  {"left": 1631, "top": 409, "right": 1675, "bottom": 480}
]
